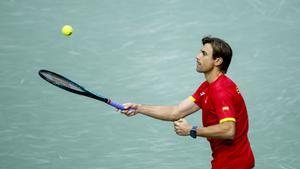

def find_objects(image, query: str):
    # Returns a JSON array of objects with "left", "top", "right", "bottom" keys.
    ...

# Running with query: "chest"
[{"left": 199, "top": 87, "right": 219, "bottom": 126}]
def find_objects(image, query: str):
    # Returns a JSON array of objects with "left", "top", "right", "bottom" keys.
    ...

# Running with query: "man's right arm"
[{"left": 121, "top": 97, "right": 200, "bottom": 121}]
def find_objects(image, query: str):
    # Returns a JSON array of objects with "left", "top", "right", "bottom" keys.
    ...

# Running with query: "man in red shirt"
[{"left": 120, "top": 36, "right": 255, "bottom": 169}]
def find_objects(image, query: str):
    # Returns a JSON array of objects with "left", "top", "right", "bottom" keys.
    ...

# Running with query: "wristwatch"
[{"left": 190, "top": 126, "right": 198, "bottom": 139}]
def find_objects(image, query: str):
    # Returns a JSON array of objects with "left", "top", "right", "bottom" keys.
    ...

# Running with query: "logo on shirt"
[
  {"left": 200, "top": 92, "right": 205, "bottom": 96},
  {"left": 222, "top": 106, "right": 230, "bottom": 112}
]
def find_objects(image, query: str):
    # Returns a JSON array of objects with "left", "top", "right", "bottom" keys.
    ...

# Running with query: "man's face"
[{"left": 195, "top": 43, "right": 215, "bottom": 73}]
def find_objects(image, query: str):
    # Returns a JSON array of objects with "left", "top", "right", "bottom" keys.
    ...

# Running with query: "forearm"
[
  {"left": 137, "top": 104, "right": 178, "bottom": 121},
  {"left": 196, "top": 122, "right": 235, "bottom": 139},
  {"left": 122, "top": 97, "right": 199, "bottom": 121}
]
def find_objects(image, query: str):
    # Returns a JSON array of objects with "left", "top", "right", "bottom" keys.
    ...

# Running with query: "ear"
[{"left": 215, "top": 57, "right": 223, "bottom": 66}]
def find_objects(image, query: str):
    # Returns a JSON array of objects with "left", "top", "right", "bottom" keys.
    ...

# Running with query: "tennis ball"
[{"left": 61, "top": 25, "right": 73, "bottom": 36}]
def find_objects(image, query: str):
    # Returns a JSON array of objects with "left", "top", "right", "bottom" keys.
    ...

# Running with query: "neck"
[{"left": 204, "top": 69, "right": 223, "bottom": 83}]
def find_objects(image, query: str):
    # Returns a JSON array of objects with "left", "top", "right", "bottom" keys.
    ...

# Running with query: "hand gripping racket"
[{"left": 39, "top": 69, "right": 128, "bottom": 110}]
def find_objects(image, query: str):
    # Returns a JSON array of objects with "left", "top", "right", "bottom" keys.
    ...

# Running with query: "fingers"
[
  {"left": 173, "top": 118, "right": 184, "bottom": 126},
  {"left": 174, "top": 119, "right": 182, "bottom": 135},
  {"left": 177, "top": 118, "right": 184, "bottom": 122},
  {"left": 118, "top": 103, "right": 138, "bottom": 117},
  {"left": 174, "top": 127, "right": 184, "bottom": 136},
  {"left": 116, "top": 103, "right": 132, "bottom": 113},
  {"left": 124, "top": 110, "right": 137, "bottom": 116},
  {"left": 173, "top": 118, "right": 190, "bottom": 136}
]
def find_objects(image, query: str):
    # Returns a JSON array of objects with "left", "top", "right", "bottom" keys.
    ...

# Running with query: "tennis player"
[{"left": 120, "top": 36, "right": 255, "bottom": 169}]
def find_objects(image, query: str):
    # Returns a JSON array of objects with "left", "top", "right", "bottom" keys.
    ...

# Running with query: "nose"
[{"left": 196, "top": 52, "right": 202, "bottom": 60}]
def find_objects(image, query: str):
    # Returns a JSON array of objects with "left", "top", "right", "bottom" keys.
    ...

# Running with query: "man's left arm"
[
  {"left": 174, "top": 119, "right": 235, "bottom": 139},
  {"left": 196, "top": 121, "right": 235, "bottom": 139}
]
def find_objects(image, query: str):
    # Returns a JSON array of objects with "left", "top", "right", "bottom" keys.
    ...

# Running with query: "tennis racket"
[{"left": 39, "top": 69, "right": 128, "bottom": 110}]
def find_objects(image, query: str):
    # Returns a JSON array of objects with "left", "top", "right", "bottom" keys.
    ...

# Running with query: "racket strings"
[
  {"left": 41, "top": 72, "right": 85, "bottom": 93},
  {"left": 51, "top": 75, "right": 71, "bottom": 88}
]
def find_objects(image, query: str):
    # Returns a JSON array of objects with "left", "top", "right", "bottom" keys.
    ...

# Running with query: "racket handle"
[
  {"left": 108, "top": 100, "right": 135, "bottom": 112},
  {"left": 108, "top": 100, "right": 126, "bottom": 110}
]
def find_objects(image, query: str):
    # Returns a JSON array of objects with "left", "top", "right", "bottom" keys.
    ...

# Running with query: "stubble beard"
[{"left": 196, "top": 63, "right": 213, "bottom": 74}]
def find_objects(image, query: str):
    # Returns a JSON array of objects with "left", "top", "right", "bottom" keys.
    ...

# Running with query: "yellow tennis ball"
[{"left": 61, "top": 25, "right": 73, "bottom": 36}]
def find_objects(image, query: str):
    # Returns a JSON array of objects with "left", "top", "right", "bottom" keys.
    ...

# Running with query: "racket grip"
[{"left": 108, "top": 100, "right": 126, "bottom": 110}]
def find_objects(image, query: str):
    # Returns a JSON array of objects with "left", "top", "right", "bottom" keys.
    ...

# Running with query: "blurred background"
[{"left": 0, "top": 0, "right": 299, "bottom": 168}]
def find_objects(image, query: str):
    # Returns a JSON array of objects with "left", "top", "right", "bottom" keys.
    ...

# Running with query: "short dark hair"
[{"left": 202, "top": 36, "right": 232, "bottom": 73}]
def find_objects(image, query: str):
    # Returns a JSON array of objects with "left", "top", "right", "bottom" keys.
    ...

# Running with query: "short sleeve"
[{"left": 190, "top": 82, "right": 208, "bottom": 108}]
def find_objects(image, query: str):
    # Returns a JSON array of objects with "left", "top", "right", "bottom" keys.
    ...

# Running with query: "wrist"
[
  {"left": 135, "top": 104, "right": 142, "bottom": 113},
  {"left": 189, "top": 126, "right": 198, "bottom": 139},
  {"left": 187, "top": 125, "right": 193, "bottom": 135}
]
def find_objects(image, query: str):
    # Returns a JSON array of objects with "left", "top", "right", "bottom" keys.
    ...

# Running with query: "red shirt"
[{"left": 191, "top": 75, "right": 255, "bottom": 169}]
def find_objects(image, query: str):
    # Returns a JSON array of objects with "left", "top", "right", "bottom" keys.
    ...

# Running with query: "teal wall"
[{"left": 1, "top": 0, "right": 299, "bottom": 168}]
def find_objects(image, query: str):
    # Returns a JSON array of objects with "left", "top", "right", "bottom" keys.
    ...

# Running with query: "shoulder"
[
  {"left": 196, "top": 81, "right": 209, "bottom": 92},
  {"left": 214, "top": 75, "right": 236, "bottom": 90},
  {"left": 210, "top": 75, "right": 238, "bottom": 98}
]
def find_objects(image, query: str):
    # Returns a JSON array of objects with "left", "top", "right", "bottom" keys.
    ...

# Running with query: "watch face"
[
  {"left": 190, "top": 126, "right": 197, "bottom": 138},
  {"left": 190, "top": 130, "right": 197, "bottom": 138}
]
